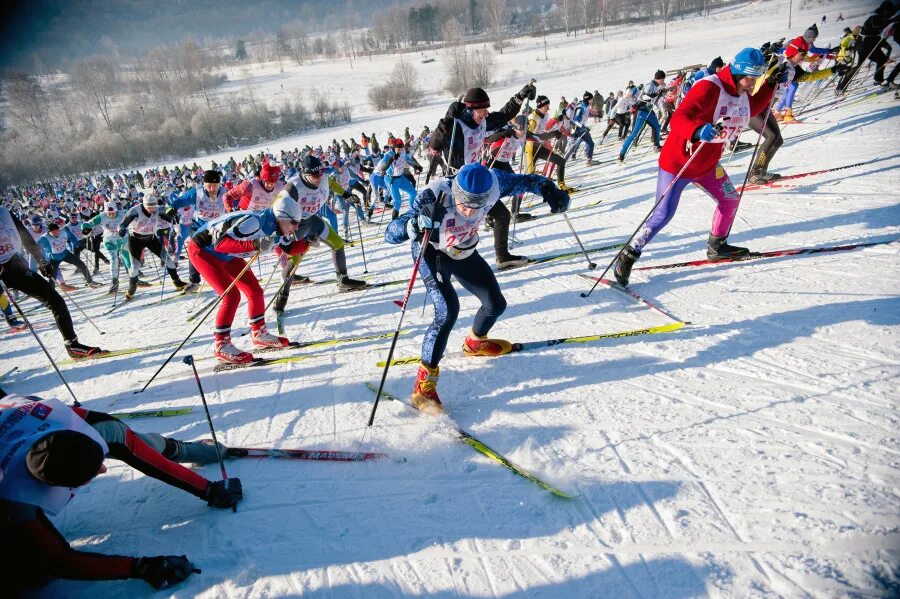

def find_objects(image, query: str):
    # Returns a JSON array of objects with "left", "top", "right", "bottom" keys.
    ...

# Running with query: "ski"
[
  {"left": 634, "top": 239, "right": 896, "bottom": 272},
  {"left": 58, "top": 347, "right": 143, "bottom": 366},
  {"left": 377, "top": 322, "right": 685, "bottom": 367},
  {"left": 523, "top": 241, "right": 624, "bottom": 268},
  {"left": 144, "top": 353, "right": 317, "bottom": 384},
  {"left": 739, "top": 160, "right": 868, "bottom": 192},
  {"left": 227, "top": 447, "right": 388, "bottom": 461},
  {"left": 0, "top": 366, "right": 18, "bottom": 382},
  {"left": 292, "top": 328, "right": 413, "bottom": 349},
  {"left": 365, "top": 383, "right": 576, "bottom": 498},
  {"left": 110, "top": 407, "right": 195, "bottom": 419},
  {"left": 577, "top": 275, "right": 689, "bottom": 324}
]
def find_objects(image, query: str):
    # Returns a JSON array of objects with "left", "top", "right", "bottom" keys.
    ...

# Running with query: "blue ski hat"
[
  {"left": 453, "top": 163, "right": 494, "bottom": 208},
  {"left": 730, "top": 47, "right": 767, "bottom": 77}
]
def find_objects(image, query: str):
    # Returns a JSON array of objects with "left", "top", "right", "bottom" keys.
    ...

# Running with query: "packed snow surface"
[{"left": 4, "top": 1, "right": 899, "bottom": 596}]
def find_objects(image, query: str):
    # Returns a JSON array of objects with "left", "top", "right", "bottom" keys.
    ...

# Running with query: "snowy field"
[{"left": 4, "top": 1, "right": 900, "bottom": 597}]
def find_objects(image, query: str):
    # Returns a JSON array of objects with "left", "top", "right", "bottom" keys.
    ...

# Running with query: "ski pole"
[
  {"left": 562, "top": 213, "right": 597, "bottom": 269},
  {"left": 182, "top": 354, "right": 235, "bottom": 513},
  {"left": 581, "top": 140, "right": 711, "bottom": 299},
  {"left": 56, "top": 282, "right": 105, "bottom": 335},
  {"left": 367, "top": 227, "right": 434, "bottom": 427},
  {"left": 355, "top": 210, "right": 369, "bottom": 273},
  {"left": 138, "top": 251, "right": 260, "bottom": 392},
  {"left": 0, "top": 280, "right": 81, "bottom": 406},
  {"left": 158, "top": 261, "right": 168, "bottom": 301},
  {"left": 737, "top": 87, "right": 780, "bottom": 203}
]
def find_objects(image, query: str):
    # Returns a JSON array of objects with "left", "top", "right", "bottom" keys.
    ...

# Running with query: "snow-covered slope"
[{"left": 4, "top": 2, "right": 899, "bottom": 597}]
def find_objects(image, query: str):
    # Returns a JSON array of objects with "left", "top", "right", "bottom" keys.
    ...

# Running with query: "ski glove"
[
  {"left": 205, "top": 477, "right": 243, "bottom": 508},
  {"left": 540, "top": 181, "right": 571, "bottom": 214},
  {"left": 117, "top": 227, "right": 127, "bottom": 238},
  {"left": 517, "top": 83, "right": 537, "bottom": 102},
  {"left": 135, "top": 555, "right": 199, "bottom": 589},
  {"left": 766, "top": 63, "right": 790, "bottom": 87},
  {"left": 693, "top": 123, "right": 719, "bottom": 142},
  {"left": 253, "top": 236, "right": 275, "bottom": 253},
  {"left": 447, "top": 101, "right": 468, "bottom": 120},
  {"left": 417, "top": 201, "right": 446, "bottom": 230},
  {"left": 38, "top": 261, "right": 54, "bottom": 278},
  {"left": 832, "top": 63, "right": 849, "bottom": 75}
]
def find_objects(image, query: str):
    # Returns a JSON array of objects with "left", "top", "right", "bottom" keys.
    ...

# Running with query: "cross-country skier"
[
  {"left": 613, "top": 48, "right": 778, "bottom": 285},
  {"left": 524, "top": 95, "right": 572, "bottom": 191},
  {"left": 375, "top": 139, "right": 424, "bottom": 220},
  {"left": 118, "top": 194, "right": 188, "bottom": 300},
  {"left": 384, "top": 162, "right": 570, "bottom": 414},
  {"left": 85, "top": 201, "right": 131, "bottom": 294},
  {"left": 169, "top": 169, "right": 228, "bottom": 291},
  {"left": 223, "top": 161, "right": 286, "bottom": 212},
  {"left": 427, "top": 82, "right": 537, "bottom": 269},
  {"left": 618, "top": 70, "right": 667, "bottom": 162},
  {"left": 0, "top": 394, "right": 241, "bottom": 593},
  {"left": 0, "top": 206, "right": 101, "bottom": 356},
  {"left": 564, "top": 92, "right": 599, "bottom": 165},
  {"left": 37, "top": 222, "right": 99, "bottom": 289}
]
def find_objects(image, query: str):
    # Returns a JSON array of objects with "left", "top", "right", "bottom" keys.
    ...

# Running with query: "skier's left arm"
[
  {"left": 485, "top": 82, "right": 536, "bottom": 131},
  {"left": 494, "top": 170, "right": 570, "bottom": 214}
]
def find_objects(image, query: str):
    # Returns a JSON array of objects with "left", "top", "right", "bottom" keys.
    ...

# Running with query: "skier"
[
  {"left": 564, "top": 92, "right": 599, "bottom": 165},
  {"left": 0, "top": 206, "right": 102, "bottom": 357},
  {"left": 0, "top": 393, "right": 241, "bottom": 593},
  {"left": 375, "top": 139, "right": 424, "bottom": 220},
  {"left": 773, "top": 25, "right": 834, "bottom": 120},
  {"left": 523, "top": 95, "right": 572, "bottom": 191},
  {"left": 838, "top": 1, "right": 897, "bottom": 90},
  {"left": 223, "top": 161, "right": 286, "bottom": 212},
  {"left": 118, "top": 194, "right": 188, "bottom": 300},
  {"left": 37, "top": 222, "right": 99, "bottom": 289},
  {"left": 618, "top": 70, "right": 666, "bottom": 162},
  {"left": 169, "top": 169, "right": 228, "bottom": 291},
  {"left": 384, "top": 162, "right": 570, "bottom": 414},
  {"left": 613, "top": 48, "right": 778, "bottom": 285},
  {"left": 485, "top": 115, "right": 533, "bottom": 221},
  {"left": 428, "top": 82, "right": 537, "bottom": 269},
  {"left": 269, "top": 155, "right": 368, "bottom": 330},
  {"left": 85, "top": 201, "right": 131, "bottom": 294}
]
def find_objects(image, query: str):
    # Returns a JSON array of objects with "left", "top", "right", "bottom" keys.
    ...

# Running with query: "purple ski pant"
[{"left": 632, "top": 164, "right": 741, "bottom": 252}]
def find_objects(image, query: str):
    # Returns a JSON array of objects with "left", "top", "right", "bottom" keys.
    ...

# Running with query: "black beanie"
[
  {"left": 709, "top": 56, "right": 724, "bottom": 71},
  {"left": 582, "top": 91, "right": 594, "bottom": 101},
  {"left": 462, "top": 87, "right": 491, "bottom": 109},
  {"left": 27, "top": 430, "right": 105, "bottom": 488},
  {"left": 47, "top": 222, "right": 59, "bottom": 232},
  {"left": 535, "top": 94, "right": 550, "bottom": 108},
  {"left": 655, "top": 69, "right": 666, "bottom": 80},
  {"left": 203, "top": 169, "right": 222, "bottom": 184}
]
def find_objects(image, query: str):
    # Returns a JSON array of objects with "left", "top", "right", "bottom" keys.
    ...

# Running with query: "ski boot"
[
  {"left": 124, "top": 276, "right": 139, "bottom": 301},
  {"left": 493, "top": 212, "right": 529, "bottom": 270},
  {"left": 707, "top": 235, "right": 749, "bottom": 261},
  {"left": 213, "top": 334, "right": 254, "bottom": 364},
  {"left": 250, "top": 324, "right": 290, "bottom": 349},
  {"left": 172, "top": 278, "right": 189, "bottom": 292},
  {"left": 292, "top": 274, "right": 311, "bottom": 284},
  {"left": 513, "top": 212, "right": 534, "bottom": 222},
  {"left": 748, "top": 170, "right": 782, "bottom": 185},
  {"left": 59, "top": 282, "right": 77, "bottom": 293},
  {"left": 92, "top": 266, "right": 100, "bottom": 275},
  {"left": 586, "top": 159, "right": 598, "bottom": 167},
  {"left": 180, "top": 282, "right": 200, "bottom": 294},
  {"left": 65, "top": 338, "right": 103, "bottom": 359},
  {"left": 463, "top": 329, "right": 513, "bottom": 357},
  {"left": 5, "top": 314, "right": 24, "bottom": 329},
  {"left": 333, "top": 248, "right": 367, "bottom": 291},
  {"left": 780, "top": 107, "right": 795, "bottom": 122},
  {"left": 86, "top": 280, "right": 103, "bottom": 289},
  {"left": 136, "top": 279, "right": 153, "bottom": 287},
  {"left": 733, "top": 141, "right": 754, "bottom": 153},
  {"left": 107, "top": 279, "right": 119, "bottom": 295},
  {"left": 411, "top": 362, "right": 444, "bottom": 416},
  {"left": 174, "top": 439, "right": 230, "bottom": 464},
  {"left": 558, "top": 182, "right": 578, "bottom": 193},
  {"left": 613, "top": 246, "right": 641, "bottom": 286}
]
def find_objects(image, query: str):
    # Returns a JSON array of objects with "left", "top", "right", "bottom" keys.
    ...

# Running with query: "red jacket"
[{"left": 659, "top": 67, "right": 774, "bottom": 179}]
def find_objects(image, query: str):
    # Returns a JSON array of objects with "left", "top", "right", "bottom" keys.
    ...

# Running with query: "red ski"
[
  {"left": 739, "top": 160, "right": 868, "bottom": 192},
  {"left": 634, "top": 239, "right": 895, "bottom": 272}
]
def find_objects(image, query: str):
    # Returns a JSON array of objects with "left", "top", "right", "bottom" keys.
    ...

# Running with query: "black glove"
[
  {"left": 417, "top": 200, "right": 446, "bottom": 230},
  {"left": 766, "top": 63, "right": 789, "bottom": 87},
  {"left": 38, "top": 261, "right": 54, "bottom": 278},
  {"left": 117, "top": 226, "right": 127, "bottom": 238},
  {"left": 517, "top": 82, "right": 537, "bottom": 102},
  {"left": 205, "top": 477, "right": 242, "bottom": 508},
  {"left": 135, "top": 555, "right": 198, "bottom": 590},
  {"left": 540, "top": 181, "right": 570, "bottom": 214},
  {"left": 448, "top": 101, "right": 467, "bottom": 120},
  {"left": 253, "top": 236, "right": 275, "bottom": 253},
  {"left": 832, "top": 63, "right": 849, "bottom": 75},
  {"left": 342, "top": 191, "right": 353, "bottom": 201},
  {"left": 414, "top": 166, "right": 423, "bottom": 174}
]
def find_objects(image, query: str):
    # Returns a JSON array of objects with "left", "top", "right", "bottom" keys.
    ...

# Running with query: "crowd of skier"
[{"left": 1, "top": 1, "right": 898, "bottom": 592}]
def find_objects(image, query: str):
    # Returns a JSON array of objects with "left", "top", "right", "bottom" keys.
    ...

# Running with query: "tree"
[
  {"left": 235, "top": 39, "right": 248, "bottom": 61},
  {"left": 3, "top": 72, "right": 50, "bottom": 138},
  {"left": 659, "top": 0, "right": 673, "bottom": 49},
  {"left": 482, "top": 0, "right": 509, "bottom": 52},
  {"left": 71, "top": 56, "right": 118, "bottom": 129}
]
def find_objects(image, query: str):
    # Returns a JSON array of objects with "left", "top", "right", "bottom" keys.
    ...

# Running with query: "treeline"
[{"left": 0, "top": 40, "right": 350, "bottom": 186}]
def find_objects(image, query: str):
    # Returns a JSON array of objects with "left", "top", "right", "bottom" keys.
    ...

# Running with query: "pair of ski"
[
  {"left": 738, "top": 160, "right": 869, "bottom": 192},
  {"left": 366, "top": 383, "right": 576, "bottom": 498}
]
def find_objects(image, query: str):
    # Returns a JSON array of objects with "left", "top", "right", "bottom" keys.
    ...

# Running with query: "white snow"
[{"left": 4, "top": 1, "right": 900, "bottom": 596}]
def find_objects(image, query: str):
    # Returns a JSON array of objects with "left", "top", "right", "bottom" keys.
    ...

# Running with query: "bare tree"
[
  {"left": 659, "top": 0, "right": 673, "bottom": 49},
  {"left": 3, "top": 72, "right": 50, "bottom": 138},
  {"left": 482, "top": 0, "right": 509, "bottom": 53},
  {"left": 441, "top": 17, "right": 464, "bottom": 46},
  {"left": 71, "top": 56, "right": 119, "bottom": 128}
]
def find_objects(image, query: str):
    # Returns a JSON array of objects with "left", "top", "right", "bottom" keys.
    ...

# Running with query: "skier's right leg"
[{"left": 619, "top": 112, "right": 649, "bottom": 159}]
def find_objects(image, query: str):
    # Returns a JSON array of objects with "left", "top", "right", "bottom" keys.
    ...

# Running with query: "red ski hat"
[
  {"left": 785, "top": 35, "right": 810, "bottom": 59},
  {"left": 260, "top": 162, "right": 281, "bottom": 183}
]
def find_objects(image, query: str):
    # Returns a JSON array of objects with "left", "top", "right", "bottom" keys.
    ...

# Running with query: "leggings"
[
  {"left": 776, "top": 80, "right": 798, "bottom": 110},
  {"left": 620, "top": 109, "right": 660, "bottom": 158},
  {"left": 49, "top": 252, "right": 93, "bottom": 284},
  {"left": 415, "top": 243, "right": 506, "bottom": 367},
  {"left": 631, "top": 164, "right": 741, "bottom": 253},
  {"left": 337, "top": 195, "right": 366, "bottom": 234},
  {"left": 425, "top": 153, "right": 448, "bottom": 184},
  {"left": 524, "top": 143, "right": 566, "bottom": 183},
  {"left": 603, "top": 113, "right": 631, "bottom": 139},
  {"left": 187, "top": 240, "right": 264, "bottom": 338},
  {"left": 565, "top": 125, "right": 595, "bottom": 160},
  {"left": 104, "top": 238, "right": 131, "bottom": 280},
  {"left": 748, "top": 112, "right": 783, "bottom": 173},
  {"left": 88, "top": 234, "right": 109, "bottom": 271},
  {"left": 175, "top": 223, "right": 192, "bottom": 263},
  {"left": 0, "top": 254, "right": 76, "bottom": 342},
  {"left": 389, "top": 174, "right": 417, "bottom": 213},
  {"left": 126, "top": 234, "right": 181, "bottom": 286}
]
